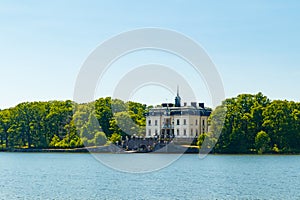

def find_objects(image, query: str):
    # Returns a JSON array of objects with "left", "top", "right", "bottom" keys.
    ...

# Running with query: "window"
[
  {"left": 202, "top": 119, "right": 205, "bottom": 126},
  {"left": 177, "top": 119, "right": 180, "bottom": 125},
  {"left": 183, "top": 119, "right": 186, "bottom": 125},
  {"left": 155, "top": 129, "right": 158, "bottom": 135},
  {"left": 148, "top": 120, "right": 151, "bottom": 126},
  {"left": 196, "top": 129, "right": 198, "bottom": 136},
  {"left": 177, "top": 129, "right": 179, "bottom": 136},
  {"left": 184, "top": 129, "right": 186, "bottom": 136},
  {"left": 195, "top": 119, "right": 198, "bottom": 125},
  {"left": 148, "top": 129, "right": 151, "bottom": 136},
  {"left": 191, "top": 129, "right": 193, "bottom": 136},
  {"left": 155, "top": 120, "right": 157, "bottom": 126}
]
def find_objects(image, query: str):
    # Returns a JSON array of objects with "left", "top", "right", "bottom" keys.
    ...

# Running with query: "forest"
[
  {"left": 0, "top": 98, "right": 148, "bottom": 149},
  {"left": 203, "top": 92, "right": 300, "bottom": 154},
  {"left": 0, "top": 93, "right": 300, "bottom": 153}
]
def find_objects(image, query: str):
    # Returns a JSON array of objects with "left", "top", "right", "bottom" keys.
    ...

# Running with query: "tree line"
[
  {"left": 202, "top": 92, "right": 300, "bottom": 154},
  {"left": 0, "top": 97, "right": 148, "bottom": 149},
  {"left": 1, "top": 93, "right": 300, "bottom": 153}
]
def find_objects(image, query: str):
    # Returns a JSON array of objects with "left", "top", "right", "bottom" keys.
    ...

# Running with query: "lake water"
[{"left": 0, "top": 153, "right": 299, "bottom": 199}]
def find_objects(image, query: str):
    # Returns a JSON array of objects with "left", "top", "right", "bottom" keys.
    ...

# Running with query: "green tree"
[
  {"left": 49, "top": 135, "right": 61, "bottom": 148},
  {"left": 255, "top": 131, "right": 271, "bottom": 154},
  {"left": 212, "top": 93, "right": 270, "bottom": 153},
  {"left": 0, "top": 109, "right": 11, "bottom": 148},
  {"left": 109, "top": 133, "right": 121, "bottom": 144},
  {"left": 263, "top": 100, "right": 300, "bottom": 153},
  {"left": 95, "top": 97, "right": 113, "bottom": 137},
  {"left": 94, "top": 131, "right": 107, "bottom": 146}
]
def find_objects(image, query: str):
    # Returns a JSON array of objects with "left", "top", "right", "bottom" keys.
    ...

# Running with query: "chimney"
[
  {"left": 168, "top": 103, "right": 174, "bottom": 107},
  {"left": 199, "top": 103, "right": 204, "bottom": 108},
  {"left": 191, "top": 102, "right": 197, "bottom": 107},
  {"left": 162, "top": 103, "right": 168, "bottom": 107}
]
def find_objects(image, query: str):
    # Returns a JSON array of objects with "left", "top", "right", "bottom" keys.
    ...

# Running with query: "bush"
[
  {"left": 94, "top": 131, "right": 107, "bottom": 146},
  {"left": 109, "top": 133, "right": 121, "bottom": 144},
  {"left": 255, "top": 131, "right": 271, "bottom": 154}
]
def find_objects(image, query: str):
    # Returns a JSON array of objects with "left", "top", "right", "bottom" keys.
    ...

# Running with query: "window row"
[
  {"left": 148, "top": 129, "right": 159, "bottom": 136},
  {"left": 147, "top": 129, "right": 200, "bottom": 136},
  {"left": 148, "top": 120, "right": 158, "bottom": 126},
  {"left": 176, "top": 128, "right": 199, "bottom": 136},
  {"left": 148, "top": 119, "right": 206, "bottom": 126}
]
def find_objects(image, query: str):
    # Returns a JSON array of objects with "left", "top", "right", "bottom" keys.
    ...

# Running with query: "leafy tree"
[
  {"left": 263, "top": 100, "right": 300, "bottom": 153},
  {"left": 211, "top": 93, "right": 271, "bottom": 153},
  {"left": 0, "top": 109, "right": 11, "bottom": 148},
  {"left": 49, "top": 135, "right": 61, "bottom": 148},
  {"left": 94, "top": 131, "right": 107, "bottom": 146},
  {"left": 109, "top": 133, "right": 121, "bottom": 144},
  {"left": 255, "top": 131, "right": 271, "bottom": 154},
  {"left": 95, "top": 97, "right": 113, "bottom": 137}
]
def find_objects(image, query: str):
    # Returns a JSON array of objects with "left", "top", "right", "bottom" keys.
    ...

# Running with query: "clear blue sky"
[{"left": 1, "top": 0, "right": 300, "bottom": 109}]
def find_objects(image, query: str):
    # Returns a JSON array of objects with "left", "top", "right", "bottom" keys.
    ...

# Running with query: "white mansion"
[{"left": 146, "top": 90, "right": 211, "bottom": 138}]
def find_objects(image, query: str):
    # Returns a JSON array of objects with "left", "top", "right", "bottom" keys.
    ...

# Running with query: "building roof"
[
  {"left": 146, "top": 104, "right": 211, "bottom": 117},
  {"left": 146, "top": 87, "right": 211, "bottom": 117}
]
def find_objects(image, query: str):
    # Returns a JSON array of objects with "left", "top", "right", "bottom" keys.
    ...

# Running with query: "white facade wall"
[
  {"left": 146, "top": 115, "right": 162, "bottom": 137},
  {"left": 173, "top": 115, "right": 209, "bottom": 138},
  {"left": 145, "top": 105, "right": 210, "bottom": 138},
  {"left": 146, "top": 114, "right": 209, "bottom": 138}
]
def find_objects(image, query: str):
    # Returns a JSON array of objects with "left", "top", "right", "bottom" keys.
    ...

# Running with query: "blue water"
[{"left": 0, "top": 153, "right": 299, "bottom": 200}]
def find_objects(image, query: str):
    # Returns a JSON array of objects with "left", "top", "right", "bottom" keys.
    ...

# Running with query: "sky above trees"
[{"left": 0, "top": 0, "right": 300, "bottom": 109}]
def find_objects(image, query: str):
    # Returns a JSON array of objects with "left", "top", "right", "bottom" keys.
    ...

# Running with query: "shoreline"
[
  {"left": 0, "top": 146, "right": 200, "bottom": 154},
  {"left": 1, "top": 146, "right": 300, "bottom": 155}
]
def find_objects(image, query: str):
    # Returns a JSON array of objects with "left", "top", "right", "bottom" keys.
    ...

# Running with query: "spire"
[{"left": 175, "top": 85, "right": 181, "bottom": 107}]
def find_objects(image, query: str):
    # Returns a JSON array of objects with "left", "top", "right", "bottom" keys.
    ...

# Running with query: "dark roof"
[{"left": 146, "top": 106, "right": 211, "bottom": 117}]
